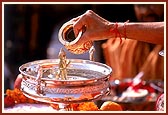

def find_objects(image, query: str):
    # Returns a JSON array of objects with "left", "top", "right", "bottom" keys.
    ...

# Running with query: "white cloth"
[{"left": 3, "top": 103, "right": 58, "bottom": 113}]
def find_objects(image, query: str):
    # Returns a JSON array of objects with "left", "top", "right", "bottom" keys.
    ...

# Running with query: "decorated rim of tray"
[{"left": 19, "top": 58, "right": 112, "bottom": 82}]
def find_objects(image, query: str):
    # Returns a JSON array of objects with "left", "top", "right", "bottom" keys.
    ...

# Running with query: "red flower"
[{"left": 4, "top": 96, "right": 15, "bottom": 108}]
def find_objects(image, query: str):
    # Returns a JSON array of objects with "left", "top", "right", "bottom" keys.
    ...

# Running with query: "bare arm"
[
  {"left": 72, "top": 10, "right": 164, "bottom": 46},
  {"left": 117, "top": 22, "right": 164, "bottom": 45}
]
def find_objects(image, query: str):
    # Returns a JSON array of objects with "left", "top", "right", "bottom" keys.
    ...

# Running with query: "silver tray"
[{"left": 19, "top": 59, "right": 112, "bottom": 104}]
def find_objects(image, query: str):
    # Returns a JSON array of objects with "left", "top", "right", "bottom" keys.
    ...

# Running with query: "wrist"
[
  {"left": 108, "top": 20, "right": 129, "bottom": 43},
  {"left": 118, "top": 20, "right": 129, "bottom": 38}
]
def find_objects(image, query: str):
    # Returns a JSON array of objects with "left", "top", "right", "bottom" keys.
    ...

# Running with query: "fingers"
[
  {"left": 72, "top": 11, "right": 93, "bottom": 46},
  {"left": 70, "top": 15, "right": 80, "bottom": 22},
  {"left": 73, "top": 10, "right": 94, "bottom": 37},
  {"left": 62, "top": 10, "right": 95, "bottom": 47},
  {"left": 73, "top": 16, "right": 86, "bottom": 38}
]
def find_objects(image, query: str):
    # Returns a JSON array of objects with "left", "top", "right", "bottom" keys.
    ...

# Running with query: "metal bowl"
[
  {"left": 58, "top": 21, "right": 93, "bottom": 54},
  {"left": 110, "top": 79, "right": 164, "bottom": 101},
  {"left": 99, "top": 78, "right": 164, "bottom": 111},
  {"left": 19, "top": 59, "right": 112, "bottom": 104}
]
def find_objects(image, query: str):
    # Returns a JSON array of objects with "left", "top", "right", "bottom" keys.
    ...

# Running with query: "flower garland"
[{"left": 4, "top": 88, "right": 41, "bottom": 107}]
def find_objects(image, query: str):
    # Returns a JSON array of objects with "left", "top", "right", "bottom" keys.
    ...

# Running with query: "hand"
[{"left": 71, "top": 10, "right": 113, "bottom": 46}]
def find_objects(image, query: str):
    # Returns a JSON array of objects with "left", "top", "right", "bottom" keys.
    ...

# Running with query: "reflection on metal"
[
  {"left": 89, "top": 46, "right": 95, "bottom": 61},
  {"left": 58, "top": 21, "right": 93, "bottom": 54},
  {"left": 159, "top": 50, "right": 164, "bottom": 57},
  {"left": 19, "top": 58, "right": 112, "bottom": 111}
]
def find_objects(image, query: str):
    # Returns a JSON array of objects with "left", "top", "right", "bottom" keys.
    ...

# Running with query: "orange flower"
[
  {"left": 5, "top": 88, "right": 40, "bottom": 105},
  {"left": 4, "top": 96, "right": 15, "bottom": 108},
  {"left": 77, "top": 102, "right": 99, "bottom": 111},
  {"left": 100, "top": 101, "right": 123, "bottom": 111}
]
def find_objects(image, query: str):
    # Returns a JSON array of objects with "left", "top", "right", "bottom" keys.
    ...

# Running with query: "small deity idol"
[{"left": 56, "top": 48, "right": 70, "bottom": 80}]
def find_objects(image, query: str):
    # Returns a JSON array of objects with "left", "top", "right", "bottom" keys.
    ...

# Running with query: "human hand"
[{"left": 70, "top": 10, "right": 114, "bottom": 46}]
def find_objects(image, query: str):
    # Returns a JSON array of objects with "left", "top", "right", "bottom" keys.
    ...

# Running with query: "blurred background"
[
  {"left": 4, "top": 3, "right": 163, "bottom": 89},
  {"left": 4, "top": 4, "right": 136, "bottom": 91},
  {"left": 3, "top": 3, "right": 165, "bottom": 111}
]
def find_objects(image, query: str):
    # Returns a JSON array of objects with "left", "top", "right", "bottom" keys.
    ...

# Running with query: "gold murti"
[
  {"left": 55, "top": 46, "right": 95, "bottom": 80},
  {"left": 56, "top": 48, "right": 70, "bottom": 80}
]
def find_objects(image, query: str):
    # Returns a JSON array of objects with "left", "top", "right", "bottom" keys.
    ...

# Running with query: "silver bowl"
[
  {"left": 19, "top": 59, "right": 112, "bottom": 107},
  {"left": 110, "top": 78, "right": 164, "bottom": 102}
]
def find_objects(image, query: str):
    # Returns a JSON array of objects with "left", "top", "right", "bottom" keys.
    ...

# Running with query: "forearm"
[
  {"left": 71, "top": 10, "right": 164, "bottom": 45},
  {"left": 116, "top": 22, "right": 164, "bottom": 45}
]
